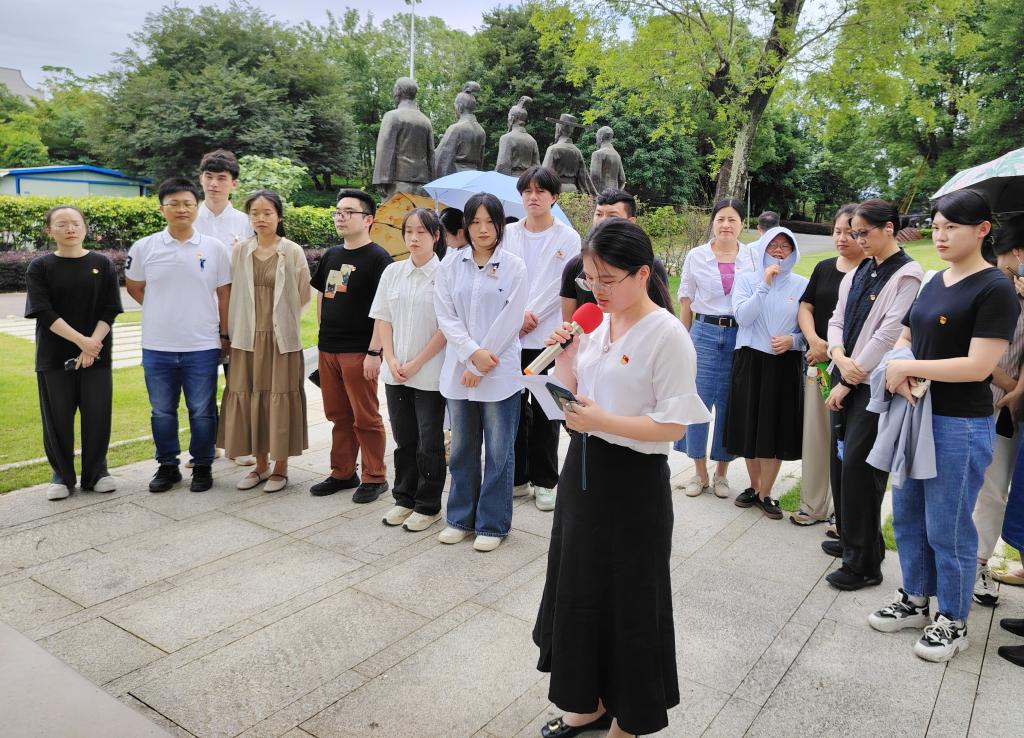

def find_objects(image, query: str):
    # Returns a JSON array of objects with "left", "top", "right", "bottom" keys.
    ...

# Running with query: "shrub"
[
  {"left": 0, "top": 195, "right": 337, "bottom": 252},
  {"left": 234, "top": 155, "right": 309, "bottom": 204},
  {"left": 780, "top": 219, "right": 832, "bottom": 236},
  {"left": 637, "top": 205, "right": 708, "bottom": 275}
]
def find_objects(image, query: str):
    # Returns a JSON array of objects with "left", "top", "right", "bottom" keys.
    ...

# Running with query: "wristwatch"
[
  {"left": 366, "top": 349, "right": 382, "bottom": 357},
  {"left": 220, "top": 333, "right": 230, "bottom": 341}
]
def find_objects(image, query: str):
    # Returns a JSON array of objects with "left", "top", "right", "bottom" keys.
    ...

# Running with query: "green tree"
[
  {"left": 0, "top": 113, "right": 49, "bottom": 168},
  {"left": 31, "top": 69, "right": 106, "bottom": 165},
  {"left": 234, "top": 155, "right": 309, "bottom": 203}
]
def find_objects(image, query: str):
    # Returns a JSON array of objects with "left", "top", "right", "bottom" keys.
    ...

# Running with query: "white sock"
[{"left": 905, "top": 591, "right": 928, "bottom": 607}]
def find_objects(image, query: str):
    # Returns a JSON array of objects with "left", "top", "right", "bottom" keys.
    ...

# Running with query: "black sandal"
[{"left": 540, "top": 712, "right": 612, "bottom": 738}]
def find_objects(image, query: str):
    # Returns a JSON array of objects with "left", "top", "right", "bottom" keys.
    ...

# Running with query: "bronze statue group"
[{"left": 23, "top": 81, "right": 1024, "bottom": 738}]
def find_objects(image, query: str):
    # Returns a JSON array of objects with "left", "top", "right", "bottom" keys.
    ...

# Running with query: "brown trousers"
[{"left": 319, "top": 351, "right": 387, "bottom": 482}]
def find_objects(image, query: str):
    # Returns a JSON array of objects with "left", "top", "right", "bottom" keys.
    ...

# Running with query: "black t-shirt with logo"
[
  {"left": 310, "top": 242, "right": 393, "bottom": 353},
  {"left": 903, "top": 267, "right": 1019, "bottom": 417},
  {"left": 799, "top": 257, "right": 847, "bottom": 341}
]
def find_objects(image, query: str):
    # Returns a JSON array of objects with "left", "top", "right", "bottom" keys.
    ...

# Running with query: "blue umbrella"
[{"left": 423, "top": 170, "right": 573, "bottom": 226}]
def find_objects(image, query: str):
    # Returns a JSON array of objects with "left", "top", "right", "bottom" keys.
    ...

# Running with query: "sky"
[{"left": 2, "top": 0, "right": 504, "bottom": 88}]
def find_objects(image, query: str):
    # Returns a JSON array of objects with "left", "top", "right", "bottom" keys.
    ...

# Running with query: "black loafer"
[
  {"left": 310, "top": 473, "right": 360, "bottom": 497},
  {"left": 758, "top": 496, "right": 783, "bottom": 519},
  {"left": 353, "top": 481, "right": 389, "bottom": 504},
  {"left": 821, "top": 539, "right": 843, "bottom": 558},
  {"left": 998, "top": 644, "right": 1024, "bottom": 668},
  {"left": 826, "top": 566, "right": 882, "bottom": 591},
  {"left": 1001, "top": 617, "right": 1024, "bottom": 637},
  {"left": 734, "top": 487, "right": 758, "bottom": 508},
  {"left": 541, "top": 713, "right": 613, "bottom": 738}
]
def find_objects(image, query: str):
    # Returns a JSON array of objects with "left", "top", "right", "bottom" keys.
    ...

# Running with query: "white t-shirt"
[
  {"left": 369, "top": 255, "right": 444, "bottom": 391},
  {"left": 195, "top": 202, "right": 252, "bottom": 250},
  {"left": 574, "top": 308, "right": 711, "bottom": 454},
  {"left": 126, "top": 228, "right": 232, "bottom": 352},
  {"left": 434, "top": 246, "right": 529, "bottom": 402},
  {"left": 502, "top": 219, "right": 581, "bottom": 349}
]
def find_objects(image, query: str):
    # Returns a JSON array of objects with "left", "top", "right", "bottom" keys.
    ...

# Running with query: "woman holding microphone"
[{"left": 533, "top": 218, "right": 710, "bottom": 738}]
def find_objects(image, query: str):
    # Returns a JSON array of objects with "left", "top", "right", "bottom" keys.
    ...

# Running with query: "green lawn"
[
  {"left": 0, "top": 332, "right": 190, "bottom": 494},
  {"left": 793, "top": 239, "right": 942, "bottom": 277}
]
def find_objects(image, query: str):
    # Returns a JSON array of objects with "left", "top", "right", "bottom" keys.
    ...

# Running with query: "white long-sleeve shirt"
[
  {"left": 502, "top": 219, "right": 581, "bottom": 349},
  {"left": 434, "top": 246, "right": 529, "bottom": 401}
]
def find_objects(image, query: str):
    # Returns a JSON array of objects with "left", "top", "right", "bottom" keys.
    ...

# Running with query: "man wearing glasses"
[
  {"left": 308, "top": 189, "right": 394, "bottom": 501},
  {"left": 125, "top": 177, "right": 232, "bottom": 493}
]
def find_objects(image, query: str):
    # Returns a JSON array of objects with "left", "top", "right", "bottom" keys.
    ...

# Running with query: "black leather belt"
[{"left": 694, "top": 313, "right": 738, "bottom": 328}]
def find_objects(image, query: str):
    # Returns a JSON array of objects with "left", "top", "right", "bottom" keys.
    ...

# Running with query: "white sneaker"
[
  {"left": 868, "top": 589, "right": 931, "bottom": 633},
  {"left": 513, "top": 482, "right": 534, "bottom": 498},
  {"left": 92, "top": 476, "right": 117, "bottom": 493},
  {"left": 382, "top": 505, "right": 414, "bottom": 527},
  {"left": 914, "top": 614, "right": 969, "bottom": 662},
  {"left": 972, "top": 563, "right": 999, "bottom": 606},
  {"left": 534, "top": 486, "right": 556, "bottom": 511},
  {"left": 46, "top": 483, "right": 70, "bottom": 500},
  {"left": 712, "top": 476, "right": 731, "bottom": 499},
  {"left": 403, "top": 511, "right": 442, "bottom": 532},
  {"left": 680, "top": 475, "right": 709, "bottom": 498},
  {"left": 438, "top": 526, "right": 469, "bottom": 544},
  {"left": 473, "top": 535, "right": 502, "bottom": 552},
  {"left": 232, "top": 454, "right": 256, "bottom": 467}
]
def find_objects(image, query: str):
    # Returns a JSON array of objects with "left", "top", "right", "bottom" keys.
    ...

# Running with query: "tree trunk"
[{"left": 712, "top": 0, "right": 804, "bottom": 205}]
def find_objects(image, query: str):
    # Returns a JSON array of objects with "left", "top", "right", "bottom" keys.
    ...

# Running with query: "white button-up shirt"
[
  {"left": 369, "top": 255, "right": 444, "bottom": 391},
  {"left": 678, "top": 242, "right": 759, "bottom": 317},
  {"left": 195, "top": 202, "right": 253, "bottom": 250},
  {"left": 575, "top": 309, "right": 711, "bottom": 455},
  {"left": 502, "top": 219, "right": 581, "bottom": 349},
  {"left": 434, "top": 246, "right": 529, "bottom": 402}
]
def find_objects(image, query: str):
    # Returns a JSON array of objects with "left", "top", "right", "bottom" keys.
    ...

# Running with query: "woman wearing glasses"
[
  {"left": 674, "top": 198, "right": 759, "bottom": 500},
  {"left": 724, "top": 227, "right": 808, "bottom": 519},
  {"left": 533, "top": 218, "right": 709, "bottom": 738},
  {"left": 823, "top": 200, "right": 923, "bottom": 590}
]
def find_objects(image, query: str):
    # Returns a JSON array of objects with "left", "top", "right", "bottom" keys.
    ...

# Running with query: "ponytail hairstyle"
[
  {"left": 993, "top": 214, "right": 1024, "bottom": 258},
  {"left": 930, "top": 189, "right": 996, "bottom": 265},
  {"left": 244, "top": 189, "right": 286, "bottom": 237},
  {"left": 401, "top": 207, "right": 447, "bottom": 259},
  {"left": 853, "top": 199, "right": 900, "bottom": 238},
  {"left": 582, "top": 217, "right": 674, "bottom": 311},
  {"left": 832, "top": 203, "right": 858, "bottom": 229}
]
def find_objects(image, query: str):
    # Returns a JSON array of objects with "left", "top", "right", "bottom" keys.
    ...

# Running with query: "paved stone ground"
[{"left": 0, "top": 381, "right": 1021, "bottom": 738}]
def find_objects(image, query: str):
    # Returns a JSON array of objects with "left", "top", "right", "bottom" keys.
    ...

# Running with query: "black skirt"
[
  {"left": 723, "top": 346, "right": 803, "bottom": 460},
  {"left": 533, "top": 434, "right": 678, "bottom": 736}
]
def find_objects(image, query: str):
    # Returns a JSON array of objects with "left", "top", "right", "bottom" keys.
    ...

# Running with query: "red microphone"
[{"left": 523, "top": 302, "right": 603, "bottom": 375}]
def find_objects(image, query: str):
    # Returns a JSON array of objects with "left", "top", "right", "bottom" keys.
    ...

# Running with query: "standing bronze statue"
[
  {"left": 434, "top": 82, "right": 487, "bottom": 177},
  {"left": 542, "top": 113, "right": 597, "bottom": 196},
  {"left": 590, "top": 125, "right": 626, "bottom": 192},
  {"left": 495, "top": 96, "right": 541, "bottom": 178},
  {"left": 372, "top": 77, "right": 435, "bottom": 199}
]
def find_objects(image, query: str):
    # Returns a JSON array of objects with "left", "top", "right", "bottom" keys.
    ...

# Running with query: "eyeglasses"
[
  {"left": 575, "top": 272, "right": 632, "bottom": 294},
  {"left": 161, "top": 201, "right": 197, "bottom": 211},
  {"left": 849, "top": 225, "right": 881, "bottom": 241},
  {"left": 333, "top": 209, "right": 370, "bottom": 220}
]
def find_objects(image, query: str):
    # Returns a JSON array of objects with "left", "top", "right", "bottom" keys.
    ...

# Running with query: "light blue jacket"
[{"left": 731, "top": 227, "right": 808, "bottom": 355}]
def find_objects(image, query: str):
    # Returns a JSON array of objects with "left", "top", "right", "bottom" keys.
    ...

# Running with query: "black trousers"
[
  {"left": 514, "top": 348, "right": 561, "bottom": 488},
  {"left": 384, "top": 384, "right": 447, "bottom": 515},
  {"left": 37, "top": 366, "right": 113, "bottom": 489},
  {"left": 829, "top": 383, "right": 888, "bottom": 576}
]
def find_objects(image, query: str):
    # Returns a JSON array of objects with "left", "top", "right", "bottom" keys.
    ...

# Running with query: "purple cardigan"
[{"left": 827, "top": 260, "right": 924, "bottom": 384}]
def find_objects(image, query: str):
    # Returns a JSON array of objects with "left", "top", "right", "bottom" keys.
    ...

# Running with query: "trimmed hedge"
[
  {"left": 0, "top": 246, "right": 330, "bottom": 293},
  {"left": 0, "top": 196, "right": 337, "bottom": 251},
  {"left": 780, "top": 219, "right": 832, "bottom": 236}
]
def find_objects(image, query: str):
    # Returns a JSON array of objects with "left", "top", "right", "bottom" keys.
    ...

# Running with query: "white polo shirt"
[
  {"left": 195, "top": 201, "right": 252, "bottom": 250},
  {"left": 502, "top": 219, "right": 581, "bottom": 349},
  {"left": 369, "top": 255, "right": 444, "bottom": 391},
  {"left": 434, "top": 246, "right": 529, "bottom": 402},
  {"left": 126, "top": 228, "right": 232, "bottom": 352}
]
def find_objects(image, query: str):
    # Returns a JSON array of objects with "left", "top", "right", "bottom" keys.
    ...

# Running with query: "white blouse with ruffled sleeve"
[{"left": 575, "top": 308, "right": 711, "bottom": 455}]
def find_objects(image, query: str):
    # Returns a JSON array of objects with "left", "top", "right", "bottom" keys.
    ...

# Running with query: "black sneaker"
[
  {"left": 149, "top": 464, "right": 182, "bottom": 493},
  {"left": 310, "top": 473, "right": 360, "bottom": 497},
  {"left": 821, "top": 539, "right": 843, "bottom": 558},
  {"left": 352, "top": 481, "right": 389, "bottom": 504},
  {"left": 734, "top": 487, "right": 758, "bottom": 508},
  {"left": 190, "top": 465, "right": 213, "bottom": 492},
  {"left": 826, "top": 565, "right": 883, "bottom": 591},
  {"left": 757, "top": 496, "right": 783, "bottom": 519}
]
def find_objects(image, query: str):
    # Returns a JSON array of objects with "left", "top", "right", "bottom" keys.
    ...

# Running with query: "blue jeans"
[
  {"left": 446, "top": 394, "right": 521, "bottom": 536},
  {"left": 674, "top": 319, "right": 737, "bottom": 462},
  {"left": 892, "top": 414, "right": 994, "bottom": 621},
  {"left": 1004, "top": 436, "right": 1024, "bottom": 552},
  {"left": 142, "top": 348, "right": 221, "bottom": 467}
]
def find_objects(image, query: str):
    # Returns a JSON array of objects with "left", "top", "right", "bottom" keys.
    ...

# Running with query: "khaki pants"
[
  {"left": 319, "top": 351, "right": 387, "bottom": 483},
  {"left": 799, "top": 375, "right": 833, "bottom": 520},
  {"left": 973, "top": 409, "right": 1021, "bottom": 560}
]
